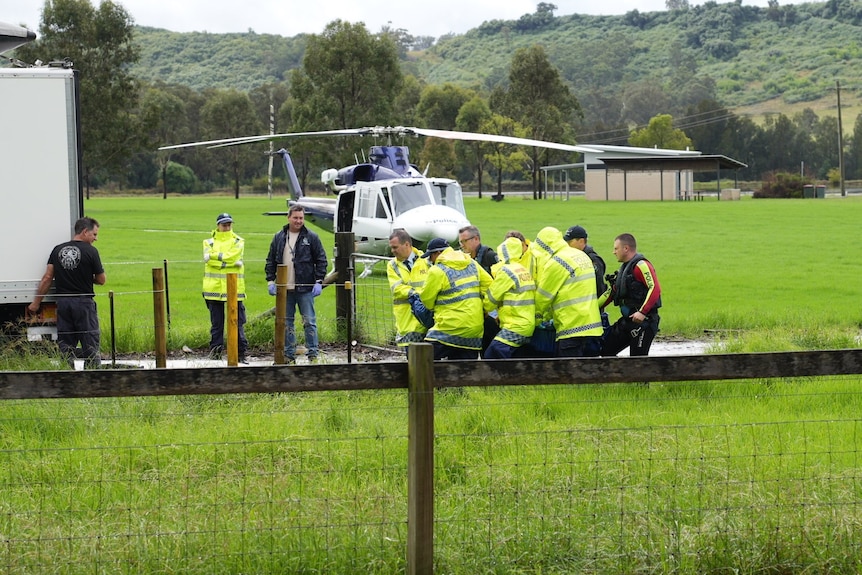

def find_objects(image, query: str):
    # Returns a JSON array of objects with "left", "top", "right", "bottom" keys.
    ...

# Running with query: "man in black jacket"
[
  {"left": 265, "top": 205, "right": 328, "bottom": 363},
  {"left": 458, "top": 225, "right": 498, "bottom": 275},
  {"left": 459, "top": 224, "right": 499, "bottom": 353}
]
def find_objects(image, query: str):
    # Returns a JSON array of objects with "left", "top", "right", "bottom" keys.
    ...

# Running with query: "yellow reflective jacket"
[
  {"left": 202, "top": 230, "right": 246, "bottom": 301},
  {"left": 485, "top": 237, "right": 535, "bottom": 346},
  {"left": 420, "top": 247, "right": 492, "bottom": 350},
  {"left": 387, "top": 247, "right": 431, "bottom": 345},
  {"left": 532, "top": 227, "right": 602, "bottom": 340}
]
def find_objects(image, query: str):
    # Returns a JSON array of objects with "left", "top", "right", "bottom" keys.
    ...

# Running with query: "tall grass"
[{"left": 2, "top": 376, "right": 862, "bottom": 573}]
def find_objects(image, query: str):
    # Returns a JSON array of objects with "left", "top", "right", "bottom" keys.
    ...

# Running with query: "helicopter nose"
[{"left": 394, "top": 207, "right": 469, "bottom": 244}]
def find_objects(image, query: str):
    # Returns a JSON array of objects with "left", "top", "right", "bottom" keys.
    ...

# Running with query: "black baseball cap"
[
  {"left": 421, "top": 237, "right": 449, "bottom": 258},
  {"left": 563, "top": 225, "right": 587, "bottom": 241}
]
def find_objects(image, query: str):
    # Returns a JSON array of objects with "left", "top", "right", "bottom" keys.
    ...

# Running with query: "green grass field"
[
  {"left": 3, "top": 193, "right": 862, "bottom": 572},
  {"left": 79, "top": 192, "right": 862, "bottom": 354}
]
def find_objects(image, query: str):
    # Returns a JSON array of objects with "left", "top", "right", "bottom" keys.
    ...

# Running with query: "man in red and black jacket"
[{"left": 599, "top": 233, "right": 662, "bottom": 357}]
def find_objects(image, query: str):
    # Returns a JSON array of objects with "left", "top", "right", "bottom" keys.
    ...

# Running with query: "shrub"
[
  {"left": 162, "top": 161, "right": 200, "bottom": 194},
  {"left": 753, "top": 171, "right": 812, "bottom": 198}
]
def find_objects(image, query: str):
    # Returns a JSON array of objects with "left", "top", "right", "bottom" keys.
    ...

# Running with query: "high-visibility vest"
[
  {"left": 202, "top": 230, "right": 246, "bottom": 301},
  {"left": 387, "top": 248, "right": 430, "bottom": 345}
]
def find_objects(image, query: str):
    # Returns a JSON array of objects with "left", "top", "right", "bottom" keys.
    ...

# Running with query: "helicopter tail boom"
[{"left": 275, "top": 148, "right": 303, "bottom": 200}]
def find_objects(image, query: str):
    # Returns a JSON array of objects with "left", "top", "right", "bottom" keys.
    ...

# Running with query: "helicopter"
[{"left": 160, "top": 126, "right": 591, "bottom": 256}]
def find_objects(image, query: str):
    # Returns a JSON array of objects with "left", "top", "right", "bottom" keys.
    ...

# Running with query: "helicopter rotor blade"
[
  {"left": 158, "top": 125, "right": 595, "bottom": 153},
  {"left": 406, "top": 127, "right": 593, "bottom": 153},
  {"left": 158, "top": 128, "right": 367, "bottom": 151}
]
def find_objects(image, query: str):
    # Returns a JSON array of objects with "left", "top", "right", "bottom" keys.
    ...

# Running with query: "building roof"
[{"left": 599, "top": 154, "right": 747, "bottom": 172}]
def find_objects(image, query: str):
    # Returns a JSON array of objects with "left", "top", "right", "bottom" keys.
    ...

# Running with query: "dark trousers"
[
  {"left": 484, "top": 339, "right": 519, "bottom": 359},
  {"left": 57, "top": 296, "right": 101, "bottom": 369},
  {"left": 206, "top": 299, "right": 248, "bottom": 355},
  {"left": 481, "top": 315, "right": 500, "bottom": 354},
  {"left": 432, "top": 341, "right": 479, "bottom": 361},
  {"left": 601, "top": 316, "right": 659, "bottom": 357},
  {"left": 558, "top": 335, "right": 602, "bottom": 358}
]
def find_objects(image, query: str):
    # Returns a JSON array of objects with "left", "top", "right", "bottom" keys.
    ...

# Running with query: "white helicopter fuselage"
[{"left": 334, "top": 176, "right": 470, "bottom": 255}]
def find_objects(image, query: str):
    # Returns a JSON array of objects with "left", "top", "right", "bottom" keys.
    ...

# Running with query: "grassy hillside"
[{"left": 130, "top": 0, "right": 862, "bottom": 125}]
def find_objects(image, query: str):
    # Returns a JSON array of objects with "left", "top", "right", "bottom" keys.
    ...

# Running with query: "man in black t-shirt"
[{"left": 29, "top": 217, "right": 106, "bottom": 369}]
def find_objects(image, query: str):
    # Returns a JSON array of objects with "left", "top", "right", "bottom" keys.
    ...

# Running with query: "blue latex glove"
[
  {"left": 268, "top": 282, "right": 277, "bottom": 296},
  {"left": 311, "top": 282, "right": 323, "bottom": 297}
]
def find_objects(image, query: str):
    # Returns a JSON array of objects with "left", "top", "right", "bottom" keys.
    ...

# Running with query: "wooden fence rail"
[
  {"left": 3, "top": 346, "right": 862, "bottom": 575},
  {"left": 2, "top": 348, "right": 862, "bottom": 400}
]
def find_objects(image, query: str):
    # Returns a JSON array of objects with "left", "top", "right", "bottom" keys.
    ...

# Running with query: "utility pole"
[
  {"left": 837, "top": 79, "right": 846, "bottom": 197},
  {"left": 268, "top": 101, "right": 275, "bottom": 200}
]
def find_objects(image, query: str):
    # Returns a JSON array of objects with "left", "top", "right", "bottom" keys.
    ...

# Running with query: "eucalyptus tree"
[
  {"left": 495, "top": 44, "right": 581, "bottom": 198},
  {"left": 479, "top": 114, "right": 530, "bottom": 199},
  {"left": 455, "top": 96, "right": 493, "bottom": 197},
  {"left": 139, "top": 86, "right": 189, "bottom": 197},
  {"left": 629, "top": 114, "right": 693, "bottom": 150},
  {"left": 15, "top": 0, "right": 140, "bottom": 193},
  {"left": 287, "top": 19, "right": 402, "bottom": 174},
  {"left": 201, "top": 90, "right": 263, "bottom": 198},
  {"left": 415, "top": 83, "right": 475, "bottom": 130}
]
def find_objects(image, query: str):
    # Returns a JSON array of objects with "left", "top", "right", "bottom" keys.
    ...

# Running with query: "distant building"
[{"left": 542, "top": 145, "right": 746, "bottom": 201}]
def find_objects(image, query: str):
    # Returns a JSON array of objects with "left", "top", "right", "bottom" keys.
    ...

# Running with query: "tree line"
[{"left": 11, "top": 0, "right": 862, "bottom": 198}]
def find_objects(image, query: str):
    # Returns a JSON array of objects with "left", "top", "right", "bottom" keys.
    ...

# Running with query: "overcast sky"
[{"left": 7, "top": 0, "right": 804, "bottom": 39}]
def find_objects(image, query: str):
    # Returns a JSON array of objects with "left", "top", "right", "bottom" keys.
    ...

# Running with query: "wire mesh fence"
[{"left": 2, "top": 375, "right": 862, "bottom": 573}]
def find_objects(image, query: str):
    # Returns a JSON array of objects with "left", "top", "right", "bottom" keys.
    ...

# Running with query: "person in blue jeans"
[{"left": 265, "top": 205, "right": 328, "bottom": 363}]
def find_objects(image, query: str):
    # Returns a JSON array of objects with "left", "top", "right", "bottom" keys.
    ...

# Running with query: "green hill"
[{"left": 131, "top": 0, "right": 862, "bottom": 127}]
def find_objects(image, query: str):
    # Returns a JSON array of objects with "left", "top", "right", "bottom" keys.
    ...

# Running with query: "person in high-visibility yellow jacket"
[
  {"left": 387, "top": 229, "right": 430, "bottom": 347},
  {"left": 483, "top": 237, "right": 535, "bottom": 359},
  {"left": 530, "top": 226, "right": 603, "bottom": 358},
  {"left": 419, "top": 238, "right": 493, "bottom": 360},
  {"left": 202, "top": 213, "right": 248, "bottom": 361}
]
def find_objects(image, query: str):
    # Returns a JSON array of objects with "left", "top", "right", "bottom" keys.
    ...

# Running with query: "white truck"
[{"left": 0, "top": 23, "right": 83, "bottom": 339}]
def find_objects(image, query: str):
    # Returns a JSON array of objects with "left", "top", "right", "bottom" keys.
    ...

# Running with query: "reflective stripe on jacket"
[
  {"left": 202, "top": 230, "right": 246, "bottom": 301},
  {"left": 421, "top": 247, "right": 492, "bottom": 350},
  {"left": 485, "top": 237, "right": 535, "bottom": 347},
  {"left": 388, "top": 248, "right": 431, "bottom": 345},
  {"left": 533, "top": 227, "right": 602, "bottom": 340}
]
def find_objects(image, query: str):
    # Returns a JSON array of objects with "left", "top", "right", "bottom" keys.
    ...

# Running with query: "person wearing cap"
[
  {"left": 418, "top": 237, "right": 493, "bottom": 360},
  {"left": 599, "top": 233, "right": 662, "bottom": 357},
  {"left": 387, "top": 229, "right": 431, "bottom": 348},
  {"left": 483, "top": 237, "right": 536, "bottom": 359},
  {"left": 530, "top": 226, "right": 603, "bottom": 358},
  {"left": 203, "top": 212, "right": 248, "bottom": 362},
  {"left": 564, "top": 224, "right": 609, "bottom": 331},
  {"left": 265, "top": 205, "right": 328, "bottom": 363},
  {"left": 563, "top": 225, "right": 607, "bottom": 298}
]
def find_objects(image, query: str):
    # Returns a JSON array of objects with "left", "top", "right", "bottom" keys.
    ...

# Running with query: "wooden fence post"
[
  {"left": 151, "top": 268, "right": 167, "bottom": 369},
  {"left": 274, "top": 265, "right": 287, "bottom": 365},
  {"left": 334, "top": 232, "right": 354, "bottom": 340},
  {"left": 407, "top": 343, "right": 435, "bottom": 575},
  {"left": 226, "top": 273, "right": 238, "bottom": 367}
]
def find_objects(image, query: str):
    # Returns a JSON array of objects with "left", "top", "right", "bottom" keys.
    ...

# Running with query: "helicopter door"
[
  {"left": 353, "top": 183, "right": 393, "bottom": 254},
  {"left": 335, "top": 189, "right": 354, "bottom": 233}
]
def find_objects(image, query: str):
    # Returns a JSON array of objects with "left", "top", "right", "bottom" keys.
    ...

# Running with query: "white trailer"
[{"left": 0, "top": 64, "right": 83, "bottom": 338}]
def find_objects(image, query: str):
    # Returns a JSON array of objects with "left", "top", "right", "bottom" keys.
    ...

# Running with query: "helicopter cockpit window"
[
  {"left": 376, "top": 190, "right": 392, "bottom": 219},
  {"left": 430, "top": 181, "right": 466, "bottom": 215},
  {"left": 389, "top": 182, "right": 433, "bottom": 215},
  {"left": 358, "top": 187, "right": 377, "bottom": 218}
]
